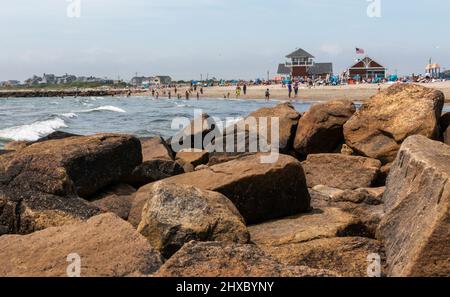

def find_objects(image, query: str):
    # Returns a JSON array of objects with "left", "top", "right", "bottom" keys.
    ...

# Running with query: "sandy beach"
[{"left": 143, "top": 81, "right": 450, "bottom": 102}]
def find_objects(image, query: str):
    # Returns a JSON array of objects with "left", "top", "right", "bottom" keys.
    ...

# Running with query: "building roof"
[
  {"left": 349, "top": 57, "right": 385, "bottom": 69},
  {"left": 286, "top": 48, "right": 315, "bottom": 59},
  {"left": 308, "top": 63, "right": 333, "bottom": 75},
  {"left": 277, "top": 64, "right": 291, "bottom": 75}
]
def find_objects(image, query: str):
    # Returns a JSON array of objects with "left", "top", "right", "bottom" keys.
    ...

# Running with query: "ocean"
[{"left": 0, "top": 96, "right": 317, "bottom": 149}]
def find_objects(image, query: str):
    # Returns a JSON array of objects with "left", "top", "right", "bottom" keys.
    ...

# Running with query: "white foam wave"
[
  {"left": 61, "top": 112, "right": 78, "bottom": 119},
  {"left": 0, "top": 118, "right": 68, "bottom": 142},
  {"left": 81, "top": 105, "right": 126, "bottom": 113}
]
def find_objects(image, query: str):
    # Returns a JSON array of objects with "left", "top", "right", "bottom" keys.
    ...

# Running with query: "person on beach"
[
  {"left": 197, "top": 92, "right": 200, "bottom": 100},
  {"left": 265, "top": 88, "right": 270, "bottom": 101},
  {"left": 200, "top": 87, "right": 204, "bottom": 95},
  {"left": 168, "top": 91, "right": 171, "bottom": 99},
  {"left": 236, "top": 86, "right": 241, "bottom": 98},
  {"left": 174, "top": 87, "right": 177, "bottom": 94},
  {"left": 294, "top": 82, "right": 299, "bottom": 97},
  {"left": 186, "top": 90, "right": 190, "bottom": 100},
  {"left": 288, "top": 82, "right": 292, "bottom": 98},
  {"left": 243, "top": 84, "right": 247, "bottom": 95},
  {"left": 151, "top": 89, "right": 155, "bottom": 97}
]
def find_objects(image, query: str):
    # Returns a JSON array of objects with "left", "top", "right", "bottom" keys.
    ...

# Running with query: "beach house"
[
  {"left": 347, "top": 57, "right": 386, "bottom": 81},
  {"left": 277, "top": 48, "right": 333, "bottom": 79}
]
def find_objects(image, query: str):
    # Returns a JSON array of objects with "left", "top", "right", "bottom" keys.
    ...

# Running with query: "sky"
[{"left": 0, "top": 0, "right": 449, "bottom": 81}]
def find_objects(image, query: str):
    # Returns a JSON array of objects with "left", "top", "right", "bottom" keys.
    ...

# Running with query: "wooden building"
[
  {"left": 347, "top": 57, "right": 386, "bottom": 80},
  {"left": 278, "top": 48, "right": 333, "bottom": 79}
]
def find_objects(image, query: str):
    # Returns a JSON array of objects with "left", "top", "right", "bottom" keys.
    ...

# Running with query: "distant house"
[
  {"left": 131, "top": 76, "right": 148, "bottom": 86},
  {"left": 156, "top": 76, "right": 172, "bottom": 85},
  {"left": 347, "top": 57, "right": 386, "bottom": 81},
  {"left": 0, "top": 80, "right": 21, "bottom": 87},
  {"left": 277, "top": 48, "right": 333, "bottom": 79}
]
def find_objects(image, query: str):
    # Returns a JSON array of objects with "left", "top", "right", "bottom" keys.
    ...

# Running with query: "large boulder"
[
  {"left": 90, "top": 184, "right": 136, "bottom": 220},
  {"left": 125, "top": 159, "right": 184, "bottom": 188},
  {"left": 133, "top": 182, "right": 249, "bottom": 258},
  {"left": 344, "top": 84, "right": 444, "bottom": 164},
  {"left": 3, "top": 131, "right": 79, "bottom": 151},
  {"left": 175, "top": 150, "right": 209, "bottom": 172},
  {"left": 302, "top": 154, "right": 381, "bottom": 190},
  {"left": 439, "top": 112, "right": 450, "bottom": 144},
  {"left": 294, "top": 100, "right": 356, "bottom": 158},
  {"left": 0, "top": 133, "right": 142, "bottom": 198},
  {"left": 246, "top": 102, "right": 300, "bottom": 153},
  {"left": 140, "top": 136, "right": 174, "bottom": 161},
  {"left": 0, "top": 187, "right": 100, "bottom": 235},
  {"left": 262, "top": 237, "right": 384, "bottom": 277},
  {"left": 0, "top": 214, "right": 163, "bottom": 277},
  {"left": 171, "top": 113, "right": 216, "bottom": 151},
  {"left": 379, "top": 135, "right": 450, "bottom": 276},
  {"left": 138, "top": 154, "right": 310, "bottom": 224},
  {"left": 154, "top": 241, "right": 338, "bottom": 277},
  {"left": 248, "top": 207, "right": 370, "bottom": 246}
]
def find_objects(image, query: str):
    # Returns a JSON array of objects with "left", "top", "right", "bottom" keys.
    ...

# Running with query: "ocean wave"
[
  {"left": 81, "top": 105, "right": 126, "bottom": 113},
  {"left": 0, "top": 117, "right": 68, "bottom": 142},
  {"left": 61, "top": 112, "right": 78, "bottom": 119}
]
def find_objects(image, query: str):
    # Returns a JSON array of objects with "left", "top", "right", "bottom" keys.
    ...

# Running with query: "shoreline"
[{"left": 1, "top": 81, "right": 450, "bottom": 102}]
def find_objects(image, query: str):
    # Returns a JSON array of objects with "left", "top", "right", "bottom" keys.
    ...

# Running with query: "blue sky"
[{"left": 0, "top": 0, "right": 449, "bottom": 81}]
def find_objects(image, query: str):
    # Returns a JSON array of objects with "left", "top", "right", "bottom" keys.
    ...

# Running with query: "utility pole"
[{"left": 267, "top": 70, "right": 270, "bottom": 81}]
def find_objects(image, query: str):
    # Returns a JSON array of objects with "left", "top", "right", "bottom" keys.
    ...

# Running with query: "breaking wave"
[
  {"left": 81, "top": 105, "right": 126, "bottom": 113},
  {"left": 0, "top": 117, "right": 68, "bottom": 141}
]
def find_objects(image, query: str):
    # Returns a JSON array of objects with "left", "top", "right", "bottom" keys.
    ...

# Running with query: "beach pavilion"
[
  {"left": 277, "top": 48, "right": 333, "bottom": 80},
  {"left": 347, "top": 57, "right": 386, "bottom": 81}
]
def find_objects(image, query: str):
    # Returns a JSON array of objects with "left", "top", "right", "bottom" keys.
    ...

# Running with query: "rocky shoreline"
[
  {"left": 0, "top": 88, "right": 139, "bottom": 98},
  {"left": 0, "top": 84, "right": 449, "bottom": 277}
]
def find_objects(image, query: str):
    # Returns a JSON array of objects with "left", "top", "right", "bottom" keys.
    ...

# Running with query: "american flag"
[{"left": 356, "top": 47, "right": 365, "bottom": 54}]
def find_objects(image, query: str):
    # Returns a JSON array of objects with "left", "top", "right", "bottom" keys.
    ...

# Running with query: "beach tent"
[
  {"left": 388, "top": 75, "right": 398, "bottom": 82},
  {"left": 330, "top": 76, "right": 339, "bottom": 84}
]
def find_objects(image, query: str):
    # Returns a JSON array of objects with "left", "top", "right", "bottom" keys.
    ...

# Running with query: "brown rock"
[
  {"left": 135, "top": 182, "right": 250, "bottom": 258},
  {"left": 170, "top": 113, "right": 216, "bottom": 150},
  {"left": 0, "top": 214, "right": 163, "bottom": 277},
  {"left": 294, "top": 100, "right": 356, "bottom": 158},
  {"left": 125, "top": 159, "right": 184, "bottom": 188},
  {"left": 175, "top": 150, "right": 209, "bottom": 172},
  {"left": 138, "top": 154, "right": 311, "bottom": 224},
  {"left": 248, "top": 207, "right": 370, "bottom": 246},
  {"left": 262, "top": 237, "right": 384, "bottom": 277},
  {"left": 0, "top": 133, "right": 142, "bottom": 198},
  {"left": 35, "top": 131, "right": 80, "bottom": 143},
  {"left": 311, "top": 185, "right": 385, "bottom": 206},
  {"left": 0, "top": 150, "right": 13, "bottom": 156},
  {"left": 247, "top": 102, "right": 300, "bottom": 152},
  {"left": 0, "top": 187, "right": 100, "bottom": 235},
  {"left": 439, "top": 112, "right": 450, "bottom": 144},
  {"left": 344, "top": 84, "right": 444, "bottom": 164},
  {"left": 90, "top": 184, "right": 136, "bottom": 220},
  {"left": 4, "top": 141, "right": 29, "bottom": 151},
  {"left": 379, "top": 135, "right": 450, "bottom": 276},
  {"left": 302, "top": 154, "right": 381, "bottom": 190},
  {"left": 154, "top": 241, "right": 338, "bottom": 277},
  {"left": 207, "top": 152, "right": 255, "bottom": 166},
  {"left": 140, "top": 136, "right": 174, "bottom": 161}
]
